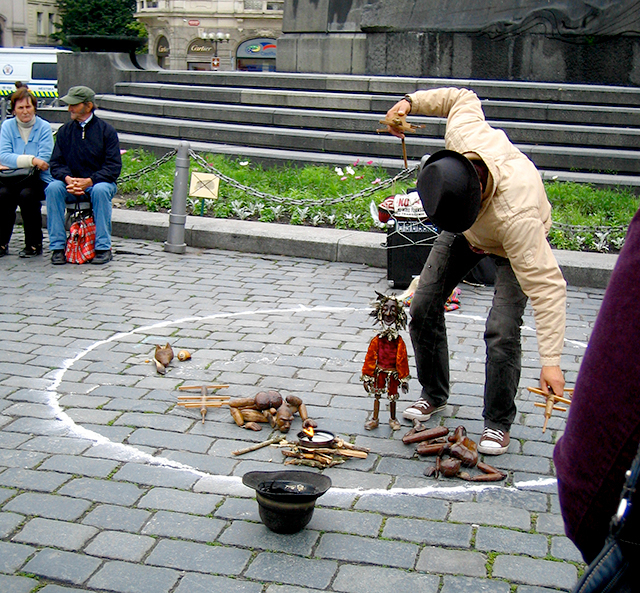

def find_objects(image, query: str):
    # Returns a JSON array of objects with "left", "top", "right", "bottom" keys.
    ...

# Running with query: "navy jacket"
[{"left": 50, "top": 113, "right": 122, "bottom": 185}]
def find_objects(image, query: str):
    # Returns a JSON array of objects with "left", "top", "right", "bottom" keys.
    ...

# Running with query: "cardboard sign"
[{"left": 189, "top": 172, "right": 220, "bottom": 199}]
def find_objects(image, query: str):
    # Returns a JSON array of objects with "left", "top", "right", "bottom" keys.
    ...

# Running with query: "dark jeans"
[
  {"left": 0, "top": 181, "right": 44, "bottom": 248},
  {"left": 409, "top": 231, "right": 528, "bottom": 432}
]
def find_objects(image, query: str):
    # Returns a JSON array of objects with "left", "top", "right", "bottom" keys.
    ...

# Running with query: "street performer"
[{"left": 385, "top": 87, "right": 567, "bottom": 455}]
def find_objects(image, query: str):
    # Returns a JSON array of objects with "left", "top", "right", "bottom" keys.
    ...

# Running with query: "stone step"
[
  {"left": 92, "top": 109, "right": 640, "bottom": 176},
  {"left": 101, "top": 92, "right": 640, "bottom": 132},
  {"left": 136, "top": 70, "right": 640, "bottom": 107}
]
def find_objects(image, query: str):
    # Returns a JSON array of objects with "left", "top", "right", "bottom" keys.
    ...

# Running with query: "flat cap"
[{"left": 60, "top": 85, "right": 96, "bottom": 105}]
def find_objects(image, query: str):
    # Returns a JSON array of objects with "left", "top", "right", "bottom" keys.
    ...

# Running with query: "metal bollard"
[
  {"left": 0, "top": 98, "right": 6, "bottom": 124},
  {"left": 164, "top": 141, "right": 189, "bottom": 254}
]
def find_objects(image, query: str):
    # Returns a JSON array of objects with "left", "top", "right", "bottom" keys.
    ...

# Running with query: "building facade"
[
  {"left": 0, "top": 0, "right": 58, "bottom": 48},
  {"left": 135, "top": 0, "right": 283, "bottom": 71}
]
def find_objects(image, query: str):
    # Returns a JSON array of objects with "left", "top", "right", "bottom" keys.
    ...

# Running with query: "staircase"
[{"left": 41, "top": 70, "right": 640, "bottom": 189}]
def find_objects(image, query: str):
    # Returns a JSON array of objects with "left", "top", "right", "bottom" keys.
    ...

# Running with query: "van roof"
[{"left": 0, "top": 47, "right": 71, "bottom": 55}]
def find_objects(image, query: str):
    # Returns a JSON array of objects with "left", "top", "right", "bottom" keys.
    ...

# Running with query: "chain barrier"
[
  {"left": 188, "top": 149, "right": 419, "bottom": 207},
  {"left": 118, "top": 149, "right": 177, "bottom": 184}
]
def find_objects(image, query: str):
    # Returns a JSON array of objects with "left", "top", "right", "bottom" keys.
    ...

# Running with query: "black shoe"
[
  {"left": 92, "top": 249, "right": 113, "bottom": 265},
  {"left": 0, "top": 245, "right": 7, "bottom": 257},
  {"left": 51, "top": 250, "right": 66, "bottom": 265},
  {"left": 19, "top": 245, "right": 43, "bottom": 258}
]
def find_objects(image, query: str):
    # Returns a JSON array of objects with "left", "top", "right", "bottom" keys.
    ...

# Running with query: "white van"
[{"left": 0, "top": 47, "right": 71, "bottom": 101}]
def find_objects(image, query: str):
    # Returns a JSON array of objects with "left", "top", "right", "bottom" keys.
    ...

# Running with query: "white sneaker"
[
  {"left": 402, "top": 400, "right": 447, "bottom": 421},
  {"left": 478, "top": 427, "right": 510, "bottom": 455}
]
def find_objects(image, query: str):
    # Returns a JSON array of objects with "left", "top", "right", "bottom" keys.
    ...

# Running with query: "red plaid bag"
[{"left": 65, "top": 213, "right": 96, "bottom": 264}]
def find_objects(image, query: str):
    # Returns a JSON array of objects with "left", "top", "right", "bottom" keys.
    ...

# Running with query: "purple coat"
[{"left": 554, "top": 206, "right": 640, "bottom": 563}]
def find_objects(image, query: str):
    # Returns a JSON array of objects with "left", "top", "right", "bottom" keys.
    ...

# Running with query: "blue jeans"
[
  {"left": 409, "top": 231, "right": 528, "bottom": 432},
  {"left": 45, "top": 180, "right": 117, "bottom": 251}
]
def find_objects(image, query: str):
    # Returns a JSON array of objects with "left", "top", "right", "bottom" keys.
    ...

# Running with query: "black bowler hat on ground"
[{"left": 417, "top": 149, "right": 482, "bottom": 233}]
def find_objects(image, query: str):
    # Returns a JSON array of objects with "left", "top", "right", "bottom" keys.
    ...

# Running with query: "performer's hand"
[
  {"left": 540, "top": 365, "right": 565, "bottom": 397},
  {"left": 401, "top": 382, "right": 409, "bottom": 393},
  {"left": 385, "top": 99, "right": 412, "bottom": 139}
]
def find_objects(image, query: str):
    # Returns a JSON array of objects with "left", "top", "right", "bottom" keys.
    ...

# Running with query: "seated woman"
[{"left": 0, "top": 87, "right": 54, "bottom": 257}]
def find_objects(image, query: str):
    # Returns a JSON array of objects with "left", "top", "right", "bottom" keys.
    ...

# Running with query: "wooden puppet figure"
[{"left": 361, "top": 293, "right": 410, "bottom": 431}]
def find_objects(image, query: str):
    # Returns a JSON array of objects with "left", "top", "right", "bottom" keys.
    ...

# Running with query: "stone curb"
[{"left": 112, "top": 209, "right": 617, "bottom": 289}]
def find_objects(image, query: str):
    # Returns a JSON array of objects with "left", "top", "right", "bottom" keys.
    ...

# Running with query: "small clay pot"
[{"left": 242, "top": 470, "right": 332, "bottom": 533}]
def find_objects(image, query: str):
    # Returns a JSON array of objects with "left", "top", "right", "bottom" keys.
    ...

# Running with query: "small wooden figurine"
[
  {"left": 154, "top": 343, "right": 174, "bottom": 374},
  {"left": 361, "top": 293, "right": 410, "bottom": 431},
  {"left": 527, "top": 386, "right": 574, "bottom": 432}
]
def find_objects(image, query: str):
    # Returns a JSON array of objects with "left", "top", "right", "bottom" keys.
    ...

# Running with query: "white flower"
[
  {"left": 346, "top": 166, "right": 355, "bottom": 175},
  {"left": 239, "top": 161, "right": 249, "bottom": 166},
  {"left": 334, "top": 167, "right": 344, "bottom": 176}
]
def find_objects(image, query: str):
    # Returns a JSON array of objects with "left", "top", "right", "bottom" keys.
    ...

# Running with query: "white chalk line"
[{"left": 44, "top": 305, "right": 580, "bottom": 496}]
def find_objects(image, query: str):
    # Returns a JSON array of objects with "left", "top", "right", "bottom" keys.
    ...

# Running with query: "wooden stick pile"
[{"left": 276, "top": 438, "right": 370, "bottom": 469}]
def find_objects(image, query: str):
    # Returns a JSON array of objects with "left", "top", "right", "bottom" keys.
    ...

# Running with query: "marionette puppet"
[{"left": 361, "top": 293, "right": 410, "bottom": 431}]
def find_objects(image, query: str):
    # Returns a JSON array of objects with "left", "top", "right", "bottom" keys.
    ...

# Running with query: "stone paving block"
[
  {"left": 551, "top": 536, "right": 584, "bottom": 563},
  {"left": 141, "top": 510, "right": 226, "bottom": 542},
  {"left": 244, "top": 552, "right": 338, "bottom": 589},
  {"left": 475, "top": 526, "right": 548, "bottom": 557},
  {"left": 307, "top": 506, "right": 382, "bottom": 536},
  {"left": 3, "top": 402, "right": 58, "bottom": 419},
  {"left": 145, "top": 538, "right": 252, "bottom": 574},
  {"left": 112, "top": 462, "right": 199, "bottom": 489},
  {"left": 0, "top": 540, "right": 36, "bottom": 572},
  {"left": 536, "top": 513, "right": 566, "bottom": 535},
  {"left": 0, "top": 468, "right": 72, "bottom": 492},
  {"left": 315, "top": 488, "right": 357, "bottom": 509},
  {"left": 0, "top": 511, "right": 24, "bottom": 538},
  {"left": 127, "top": 428, "right": 212, "bottom": 454},
  {"left": 416, "top": 546, "right": 487, "bottom": 577},
  {"left": 174, "top": 573, "right": 263, "bottom": 593},
  {"left": 265, "top": 586, "right": 325, "bottom": 593},
  {"left": 219, "top": 520, "right": 319, "bottom": 555},
  {"left": 215, "top": 498, "right": 260, "bottom": 521},
  {"left": 475, "top": 488, "right": 549, "bottom": 512},
  {"left": 22, "top": 547, "right": 103, "bottom": 586},
  {"left": 0, "top": 449, "right": 47, "bottom": 469},
  {"left": 84, "top": 530, "right": 156, "bottom": 562},
  {"left": 137, "top": 487, "right": 222, "bottom": 515},
  {"left": 12, "top": 517, "right": 98, "bottom": 550},
  {"left": 355, "top": 493, "right": 449, "bottom": 520},
  {"left": 449, "top": 502, "right": 531, "bottom": 530},
  {"left": 375, "top": 456, "right": 431, "bottom": 478},
  {"left": 441, "top": 575, "right": 512, "bottom": 592},
  {"left": 78, "top": 424, "right": 134, "bottom": 443},
  {"left": 314, "top": 532, "right": 418, "bottom": 569},
  {"left": 82, "top": 504, "right": 152, "bottom": 532},
  {"left": 57, "top": 477, "right": 146, "bottom": 505},
  {"left": 0, "top": 486, "right": 17, "bottom": 504},
  {"left": 492, "top": 555, "right": 578, "bottom": 589},
  {"left": 383, "top": 517, "right": 473, "bottom": 547},
  {"left": 0, "top": 574, "right": 40, "bottom": 593},
  {"left": 88, "top": 560, "right": 179, "bottom": 593},
  {"left": 332, "top": 563, "right": 440, "bottom": 593},
  {"left": 194, "top": 475, "right": 255, "bottom": 498},
  {"left": 114, "top": 412, "right": 195, "bottom": 432},
  {"left": 38, "top": 455, "right": 119, "bottom": 478},
  {"left": 18, "top": 436, "right": 93, "bottom": 455},
  {"left": 0, "top": 432, "right": 31, "bottom": 449},
  {"left": 5, "top": 493, "right": 92, "bottom": 521}
]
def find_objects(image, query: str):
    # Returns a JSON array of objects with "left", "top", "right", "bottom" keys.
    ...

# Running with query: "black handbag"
[
  {"left": 572, "top": 443, "right": 640, "bottom": 592},
  {"left": 0, "top": 166, "right": 37, "bottom": 188}
]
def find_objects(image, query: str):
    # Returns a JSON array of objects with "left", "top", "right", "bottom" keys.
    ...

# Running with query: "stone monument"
[{"left": 277, "top": 0, "right": 640, "bottom": 85}]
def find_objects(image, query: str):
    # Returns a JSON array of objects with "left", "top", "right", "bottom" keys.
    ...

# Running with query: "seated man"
[{"left": 46, "top": 85, "right": 122, "bottom": 265}]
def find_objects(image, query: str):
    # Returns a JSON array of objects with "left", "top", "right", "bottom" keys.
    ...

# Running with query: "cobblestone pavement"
[{"left": 0, "top": 230, "right": 605, "bottom": 593}]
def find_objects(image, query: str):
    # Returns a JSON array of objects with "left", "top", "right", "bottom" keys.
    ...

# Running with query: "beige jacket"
[{"left": 409, "top": 87, "right": 566, "bottom": 366}]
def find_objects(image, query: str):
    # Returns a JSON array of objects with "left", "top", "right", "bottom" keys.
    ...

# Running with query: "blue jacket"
[
  {"left": 50, "top": 113, "right": 121, "bottom": 185},
  {"left": 0, "top": 115, "right": 54, "bottom": 184}
]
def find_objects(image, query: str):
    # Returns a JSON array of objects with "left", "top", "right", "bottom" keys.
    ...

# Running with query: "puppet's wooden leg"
[
  {"left": 365, "top": 397, "right": 380, "bottom": 430},
  {"left": 389, "top": 400, "right": 401, "bottom": 431}
]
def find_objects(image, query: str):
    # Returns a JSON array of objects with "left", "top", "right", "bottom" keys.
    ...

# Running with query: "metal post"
[
  {"left": 0, "top": 98, "right": 7, "bottom": 125},
  {"left": 164, "top": 141, "right": 189, "bottom": 254}
]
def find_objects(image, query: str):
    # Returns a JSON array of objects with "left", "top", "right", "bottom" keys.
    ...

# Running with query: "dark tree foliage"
[{"left": 54, "top": 0, "right": 144, "bottom": 45}]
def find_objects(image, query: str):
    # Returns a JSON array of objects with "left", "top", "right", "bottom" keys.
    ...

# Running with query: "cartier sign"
[{"left": 187, "top": 40, "right": 213, "bottom": 54}]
